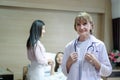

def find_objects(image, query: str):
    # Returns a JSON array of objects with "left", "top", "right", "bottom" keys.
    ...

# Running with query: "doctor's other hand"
[
  {"left": 85, "top": 53, "right": 101, "bottom": 70},
  {"left": 68, "top": 52, "right": 78, "bottom": 63},
  {"left": 66, "top": 52, "right": 78, "bottom": 73},
  {"left": 85, "top": 53, "right": 95, "bottom": 64}
]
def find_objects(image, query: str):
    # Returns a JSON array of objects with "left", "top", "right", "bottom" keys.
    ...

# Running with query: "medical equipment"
[{"left": 74, "top": 40, "right": 98, "bottom": 53}]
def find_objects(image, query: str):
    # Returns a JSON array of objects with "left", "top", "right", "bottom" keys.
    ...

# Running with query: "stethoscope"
[
  {"left": 74, "top": 39, "right": 98, "bottom": 80},
  {"left": 87, "top": 42, "right": 98, "bottom": 53},
  {"left": 74, "top": 39, "right": 98, "bottom": 53},
  {"left": 74, "top": 38, "right": 98, "bottom": 80}
]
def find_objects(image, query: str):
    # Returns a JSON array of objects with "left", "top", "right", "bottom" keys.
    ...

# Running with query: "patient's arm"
[{"left": 48, "top": 59, "right": 55, "bottom": 75}]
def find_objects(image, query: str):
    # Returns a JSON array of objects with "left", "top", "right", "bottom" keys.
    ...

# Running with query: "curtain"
[{"left": 112, "top": 18, "right": 120, "bottom": 51}]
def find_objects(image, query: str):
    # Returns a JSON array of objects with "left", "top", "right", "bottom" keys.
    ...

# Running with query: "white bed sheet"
[{"left": 45, "top": 72, "right": 67, "bottom": 80}]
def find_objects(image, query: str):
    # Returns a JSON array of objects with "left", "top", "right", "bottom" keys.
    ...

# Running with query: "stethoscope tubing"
[{"left": 74, "top": 39, "right": 98, "bottom": 53}]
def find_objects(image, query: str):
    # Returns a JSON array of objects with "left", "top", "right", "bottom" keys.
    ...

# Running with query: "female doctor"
[
  {"left": 26, "top": 20, "right": 54, "bottom": 80},
  {"left": 61, "top": 12, "right": 112, "bottom": 80}
]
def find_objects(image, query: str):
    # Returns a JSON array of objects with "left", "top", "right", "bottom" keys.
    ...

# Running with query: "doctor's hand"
[
  {"left": 85, "top": 53, "right": 101, "bottom": 71},
  {"left": 66, "top": 52, "right": 78, "bottom": 73}
]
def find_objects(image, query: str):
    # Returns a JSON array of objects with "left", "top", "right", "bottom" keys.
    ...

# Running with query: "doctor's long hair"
[{"left": 26, "top": 20, "right": 45, "bottom": 49}]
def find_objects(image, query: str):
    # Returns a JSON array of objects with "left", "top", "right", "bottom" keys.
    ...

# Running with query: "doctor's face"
[
  {"left": 75, "top": 20, "right": 92, "bottom": 37},
  {"left": 41, "top": 26, "right": 46, "bottom": 37}
]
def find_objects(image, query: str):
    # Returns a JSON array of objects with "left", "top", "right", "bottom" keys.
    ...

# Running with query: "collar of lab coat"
[{"left": 75, "top": 35, "right": 99, "bottom": 44}]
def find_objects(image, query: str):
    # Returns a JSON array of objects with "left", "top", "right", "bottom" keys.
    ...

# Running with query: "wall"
[
  {"left": 0, "top": 0, "right": 112, "bottom": 80},
  {"left": 111, "top": 0, "right": 120, "bottom": 19}
]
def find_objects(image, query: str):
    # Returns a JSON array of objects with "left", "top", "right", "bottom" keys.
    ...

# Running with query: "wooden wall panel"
[{"left": 0, "top": 0, "right": 105, "bottom": 13}]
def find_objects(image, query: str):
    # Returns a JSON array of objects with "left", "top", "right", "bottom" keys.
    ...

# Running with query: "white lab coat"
[
  {"left": 61, "top": 35, "right": 112, "bottom": 80},
  {"left": 27, "top": 41, "right": 48, "bottom": 80}
]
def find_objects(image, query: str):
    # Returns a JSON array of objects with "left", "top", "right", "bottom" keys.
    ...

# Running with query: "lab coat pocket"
[
  {"left": 71, "top": 61, "right": 79, "bottom": 69},
  {"left": 69, "top": 62, "right": 79, "bottom": 78}
]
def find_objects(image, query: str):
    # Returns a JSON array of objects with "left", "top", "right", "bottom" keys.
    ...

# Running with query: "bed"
[{"left": 23, "top": 52, "right": 66, "bottom": 80}]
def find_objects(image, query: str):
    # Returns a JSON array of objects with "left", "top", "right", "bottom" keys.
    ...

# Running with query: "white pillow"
[{"left": 46, "top": 52, "right": 56, "bottom": 61}]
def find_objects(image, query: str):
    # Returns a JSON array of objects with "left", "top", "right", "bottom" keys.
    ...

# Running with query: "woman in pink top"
[{"left": 26, "top": 20, "right": 54, "bottom": 80}]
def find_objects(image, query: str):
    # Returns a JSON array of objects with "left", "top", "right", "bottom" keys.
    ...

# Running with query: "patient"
[
  {"left": 53, "top": 52, "right": 66, "bottom": 80},
  {"left": 54, "top": 52, "right": 64, "bottom": 72},
  {"left": 44, "top": 52, "right": 66, "bottom": 80},
  {"left": 45, "top": 52, "right": 64, "bottom": 75},
  {"left": 23, "top": 52, "right": 66, "bottom": 80}
]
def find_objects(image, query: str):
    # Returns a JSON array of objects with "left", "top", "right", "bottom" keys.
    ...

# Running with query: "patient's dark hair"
[{"left": 54, "top": 52, "right": 64, "bottom": 72}]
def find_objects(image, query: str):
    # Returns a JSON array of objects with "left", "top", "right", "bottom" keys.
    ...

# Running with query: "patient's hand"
[
  {"left": 48, "top": 59, "right": 54, "bottom": 66},
  {"left": 48, "top": 59, "right": 55, "bottom": 75}
]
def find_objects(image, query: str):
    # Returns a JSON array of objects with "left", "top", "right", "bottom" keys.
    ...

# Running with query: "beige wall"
[
  {"left": 0, "top": 0, "right": 105, "bottom": 13},
  {"left": 0, "top": 0, "right": 112, "bottom": 80},
  {"left": 111, "top": 0, "right": 120, "bottom": 18}
]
